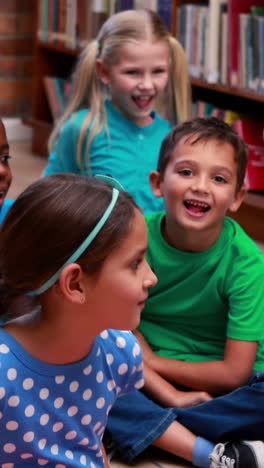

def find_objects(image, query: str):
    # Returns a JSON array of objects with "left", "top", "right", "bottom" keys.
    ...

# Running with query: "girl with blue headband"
[{"left": 0, "top": 173, "right": 157, "bottom": 467}]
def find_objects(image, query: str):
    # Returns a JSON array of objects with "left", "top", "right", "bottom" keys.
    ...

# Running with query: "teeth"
[
  {"left": 134, "top": 96, "right": 151, "bottom": 101},
  {"left": 188, "top": 201, "right": 209, "bottom": 208}
]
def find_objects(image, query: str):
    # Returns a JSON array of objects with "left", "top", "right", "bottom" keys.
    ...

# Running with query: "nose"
[
  {"left": 143, "top": 264, "right": 158, "bottom": 289},
  {"left": 191, "top": 175, "right": 210, "bottom": 194},
  {"left": 138, "top": 73, "right": 153, "bottom": 90},
  {"left": 0, "top": 162, "right": 9, "bottom": 180}
]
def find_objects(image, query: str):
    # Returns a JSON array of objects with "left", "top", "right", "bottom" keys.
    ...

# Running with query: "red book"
[
  {"left": 228, "top": 0, "right": 264, "bottom": 88},
  {"left": 44, "top": 76, "right": 61, "bottom": 122},
  {"left": 233, "top": 118, "right": 264, "bottom": 191}
]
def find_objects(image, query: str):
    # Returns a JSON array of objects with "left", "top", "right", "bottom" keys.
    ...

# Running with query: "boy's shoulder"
[{"left": 225, "top": 217, "right": 263, "bottom": 258}]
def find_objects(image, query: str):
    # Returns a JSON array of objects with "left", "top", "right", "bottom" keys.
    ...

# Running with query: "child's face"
[
  {"left": 84, "top": 208, "right": 157, "bottom": 331},
  {"left": 97, "top": 40, "right": 170, "bottom": 127},
  {"left": 151, "top": 137, "right": 245, "bottom": 244},
  {"left": 0, "top": 121, "right": 12, "bottom": 207}
]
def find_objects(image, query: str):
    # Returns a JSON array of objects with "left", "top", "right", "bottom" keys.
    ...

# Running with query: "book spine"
[
  {"left": 206, "top": 0, "right": 227, "bottom": 84},
  {"left": 90, "top": 0, "right": 108, "bottom": 39},
  {"left": 157, "top": 0, "right": 172, "bottom": 30},
  {"left": 42, "top": 0, "right": 49, "bottom": 42},
  {"left": 228, "top": 0, "right": 255, "bottom": 88},
  {"left": 44, "top": 76, "right": 61, "bottom": 121},
  {"left": 55, "top": 0, "right": 67, "bottom": 46},
  {"left": 65, "top": 0, "right": 77, "bottom": 48},
  {"left": 259, "top": 17, "right": 264, "bottom": 93}
]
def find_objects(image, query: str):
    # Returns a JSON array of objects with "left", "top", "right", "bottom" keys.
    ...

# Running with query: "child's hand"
[{"left": 174, "top": 390, "right": 213, "bottom": 408}]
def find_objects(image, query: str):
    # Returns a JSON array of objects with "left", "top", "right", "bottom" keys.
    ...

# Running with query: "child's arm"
[
  {"left": 143, "top": 361, "right": 213, "bottom": 407},
  {"left": 135, "top": 330, "right": 257, "bottom": 395},
  {"left": 102, "top": 443, "right": 110, "bottom": 468}
]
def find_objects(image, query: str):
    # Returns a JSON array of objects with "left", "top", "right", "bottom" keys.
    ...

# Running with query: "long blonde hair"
[{"left": 48, "top": 9, "right": 191, "bottom": 172}]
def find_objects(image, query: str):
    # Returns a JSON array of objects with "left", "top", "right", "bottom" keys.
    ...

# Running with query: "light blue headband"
[{"left": 31, "top": 176, "right": 124, "bottom": 296}]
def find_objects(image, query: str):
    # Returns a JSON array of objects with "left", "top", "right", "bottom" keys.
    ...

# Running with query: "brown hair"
[
  {"left": 0, "top": 174, "right": 138, "bottom": 316},
  {"left": 157, "top": 117, "right": 248, "bottom": 192}
]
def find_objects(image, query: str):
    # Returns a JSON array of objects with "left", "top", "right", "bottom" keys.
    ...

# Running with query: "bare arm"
[
  {"left": 143, "top": 361, "right": 213, "bottom": 407},
  {"left": 102, "top": 443, "right": 110, "bottom": 468},
  {"left": 135, "top": 330, "right": 257, "bottom": 394}
]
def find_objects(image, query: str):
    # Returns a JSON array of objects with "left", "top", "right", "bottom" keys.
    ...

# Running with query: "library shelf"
[{"left": 30, "top": 0, "right": 264, "bottom": 242}]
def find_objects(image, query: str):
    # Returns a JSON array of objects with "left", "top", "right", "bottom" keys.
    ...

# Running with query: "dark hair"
[
  {"left": 157, "top": 117, "right": 248, "bottom": 192},
  {"left": 0, "top": 173, "right": 138, "bottom": 316}
]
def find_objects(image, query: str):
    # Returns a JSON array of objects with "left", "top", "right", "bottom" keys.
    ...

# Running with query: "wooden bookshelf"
[{"left": 30, "top": 0, "right": 264, "bottom": 242}]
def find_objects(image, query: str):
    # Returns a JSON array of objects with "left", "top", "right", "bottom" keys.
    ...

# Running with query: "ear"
[
  {"left": 149, "top": 171, "right": 164, "bottom": 198},
  {"left": 96, "top": 59, "right": 110, "bottom": 85},
  {"left": 228, "top": 184, "right": 247, "bottom": 213},
  {"left": 58, "top": 263, "right": 86, "bottom": 305}
]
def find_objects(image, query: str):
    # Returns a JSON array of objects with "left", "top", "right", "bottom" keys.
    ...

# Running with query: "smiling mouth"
[
  {"left": 184, "top": 200, "right": 211, "bottom": 214},
  {"left": 132, "top": 96, "right": 153, "bottom": 109}
]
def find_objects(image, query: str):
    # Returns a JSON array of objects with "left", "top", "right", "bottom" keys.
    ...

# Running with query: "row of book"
[
  {"left": 192, "top": 100, "right": 264, "bottom": 191},
  {"left": 178, "top": 0, "right": 264, "bottom": 92},
  {"left": 37, "top": 0, "right": 172, "bottom": 49},
  {"left": 43, "top": 76, "right": 71, "bottom": 121},
  {"left": 44, "top": 76, "right": 264, "bottom": 191}
]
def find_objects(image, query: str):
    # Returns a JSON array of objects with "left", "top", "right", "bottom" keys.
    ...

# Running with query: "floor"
[{"left": 7, "top": 140, "right": 264, "bottom": 468}]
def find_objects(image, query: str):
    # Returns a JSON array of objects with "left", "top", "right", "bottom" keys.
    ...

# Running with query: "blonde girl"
[{"left": 44, "top": 9, "right": 191, "bottom": 215}]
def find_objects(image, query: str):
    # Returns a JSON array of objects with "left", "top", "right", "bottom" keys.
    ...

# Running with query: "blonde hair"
[{"left": 48, "top": 9, "right": 191, "bottom": 173}]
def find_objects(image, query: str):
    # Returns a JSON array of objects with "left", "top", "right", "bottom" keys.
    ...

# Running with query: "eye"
[
  {"left": 153, "top": 68, "right": 166, "bottom": 74},
  {"left": 131, "top": 257, "right": 143, "bottom": 271},
  {"left": 0, "top": 155, "right": 11, "bottom": 165},
  {"left": 214, "top": 175, "right": 227, "bottom": 184},
  {"left": 178, "top": 169, "right": 193, "bottom": 177},
  {"left": 126, "top": 70, "right": 139, "bottom": 75}
]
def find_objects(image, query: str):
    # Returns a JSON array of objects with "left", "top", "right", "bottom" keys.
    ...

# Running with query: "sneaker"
[{"left": 209, "top": 441, "right": 264, "bottom": 468}]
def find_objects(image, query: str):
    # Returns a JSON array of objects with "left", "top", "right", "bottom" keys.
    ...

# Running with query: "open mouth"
[
  {"left": 132, "top": 96, "right": 153, "bottom": 109},
  {"left": 184, "top": 200, "right": 211, "bottom": 214}
]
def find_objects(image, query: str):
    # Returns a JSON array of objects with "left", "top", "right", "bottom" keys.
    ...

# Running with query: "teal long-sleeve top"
[{"left": 44, "top": 100, "right": 172, "bottom": 214}]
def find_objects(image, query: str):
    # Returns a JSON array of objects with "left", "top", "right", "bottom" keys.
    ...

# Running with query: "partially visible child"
[
  {"left": 0, "top": 119, "right": 14, "bottom": 224},
  {"left": 107, "top": 118, "right": 264, "bottom": 468},
  {"left": 0, "top": 173, "right": 158, "bottom": 467},
  {"left": 43, "top": 9, "right": 191, "bottom": 214}
]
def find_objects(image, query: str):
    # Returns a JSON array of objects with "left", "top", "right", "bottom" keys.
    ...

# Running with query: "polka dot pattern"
[{"left": 0, "top": 328, "right": 143, "bottom": 466}]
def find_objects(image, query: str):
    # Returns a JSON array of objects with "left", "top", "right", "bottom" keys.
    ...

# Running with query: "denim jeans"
[{"left": 107, "top": 372, "right": 264, "bottom": 463}]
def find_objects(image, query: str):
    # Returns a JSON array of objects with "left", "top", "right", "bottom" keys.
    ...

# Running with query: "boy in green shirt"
[{"left": 107, "top": 118, "right": 264, "bottom": 468}]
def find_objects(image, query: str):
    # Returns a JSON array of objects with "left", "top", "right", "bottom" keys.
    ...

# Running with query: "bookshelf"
[{"left": 30, "top": 0, "right": 264, "bottom": 242}]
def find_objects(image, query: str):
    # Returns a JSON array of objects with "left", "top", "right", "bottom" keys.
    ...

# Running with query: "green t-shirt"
[{"left": 139, "top": 213, "right": 264, "bottom": 371}]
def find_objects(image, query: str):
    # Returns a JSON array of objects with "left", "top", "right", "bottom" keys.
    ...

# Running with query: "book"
[
  {"left": 157, "top": 0, "right": 172, "bottom": 29},
  {"left": 44, "top": 76, "right": 69, "bottom": 121},
  {"left": 37, "top": 0, "right": 43, "bottom": 40},
  {"left": 228, "top": 0, "right": 264, "bottom": 88},
  {"left": 238, "top": 13, "right": 249, "bottom": 89},
  {"left": 65, "top": 0, "right": 77, "bottom": 48},
  {"left": 55, "top": 0, "right": 67, "bottom": 46},
  {"left": 220, "top": 10, "right": 228, "bottom": 84},
  {"left": 251, "top": 7, "right": 264, "bottom": 91},
  {"left": 233, "top": 118, "right": 264, "bottom": 190},
  {"left": 90, "top": 0, "right": 108, "bottom": 39},
  {"left": 205, "top": 0, "right": 227, "bottom": 83},
  {"left": 258, "top": 16, "right": 264, "bottom": 93},
  {"left": 77, "top": 0, "right": 92, "bottom": 47},
  {"left": 44, "top": 76, "right": 61, "bottom": 121},
  {"left": 117, "top": 0, "right": 134, "bottom": 10},
  {"left": 42, "top": 0, "right": 49, "bottom": 42},
  {"left": 134, "top": 0, "right": 158, "bottom": 10}
]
